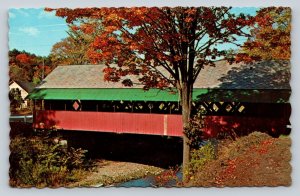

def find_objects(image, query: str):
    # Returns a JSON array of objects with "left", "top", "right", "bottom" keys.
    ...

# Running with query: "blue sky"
[
  {"left": 9, "top": 8, "right": 69, "bottom": 57},
  {"left": 8, "top": 7, "right": 258, "bottom": 57}
]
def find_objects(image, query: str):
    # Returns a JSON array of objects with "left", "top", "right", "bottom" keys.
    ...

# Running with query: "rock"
[{"left": 91, "top": 183, "right": 103, "bottom": 187}]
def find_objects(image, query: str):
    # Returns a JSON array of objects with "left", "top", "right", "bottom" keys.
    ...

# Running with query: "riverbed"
[{"left": 117, "top": 170, "right": 182, "bottom": 187}]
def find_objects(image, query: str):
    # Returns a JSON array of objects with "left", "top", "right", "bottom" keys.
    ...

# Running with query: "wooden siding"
[
  {"left": 34, "top": 109, "right": 290, "bottom": 138},
  {"left": 202, "top": 116, "right": 290, "bottom": 138},
  {"left": 34, "top": 110, "right": 183, "bottom": 137}
]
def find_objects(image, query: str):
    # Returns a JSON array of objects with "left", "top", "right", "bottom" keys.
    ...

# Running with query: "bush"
[
  {"left": 184, "top": 112, "right": 206, "bottom": 149},
  {"left": 9, "top": 88, "right": 24, "bottom": 112},
  {"left": 154, "top": 166, "right": 181, "bottom": 187},
  {"left": 189, "top": 140, "right": 217, "bottom": 175},
  {"left": 9, "top": 135, "right": 89, "bottom": 187}
]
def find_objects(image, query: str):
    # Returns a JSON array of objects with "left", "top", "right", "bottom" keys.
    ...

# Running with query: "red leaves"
[
  {"left": 16, "top": 54, "right": 31, "bottom": 64},
  {"left": 154, "top": 167, "right": 180, "bottom": 187},
  {"left": 257, "top": 139, "right": 274, "bottom": 154},
  {"left": 256, "top": 14, "right": 273, "bottom": 27},
  {"left": 50, "top": 7, "right": 254, "bottom": 89},
  {"left": 215, "top": 157, "right": 240, "bottom": 186},
  {"left": 103, "top": 67, "right": 120, "bottom": 82},
  {"left": 44, "top": 7, "right": 54, "bottom": 12}
]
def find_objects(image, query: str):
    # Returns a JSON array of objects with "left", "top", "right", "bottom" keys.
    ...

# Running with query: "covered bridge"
[{"left": 28, "top": 60, "right": 291, "bottom": 138}]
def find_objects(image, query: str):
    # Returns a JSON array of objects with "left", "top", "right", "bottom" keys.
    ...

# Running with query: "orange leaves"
[
  {"left": 183, "top": 8, "right": 197, "bottom": 23},
  {"left": 106, "top": 13, "right": 121, "bottom": 22},
  {"left": 184, "top": 17, "right": 193, "bottom": 23},
  {"left": 81, "top": 24, "right": 94, "bottom": 34},
  {"left": 235, "top": 53, "right": 257, "bottom": 63},
  {"left": 105, "top": 25, "right": 119, "bottom": 33},
  {"left": 16, "top": 54, "right": 31, "bottom": 64},
  {"left": 240, "top": 7, "right": 291, "bottom": 61},
  {"left": 129, "top": 42, "right": 140, "bottom": 51},
  {"left": 51, "top": 7, "right": 254, "bottom": 89},
  {"left": 70, "top": 25, "right": 79, "bottom": 31},
  {"left": 10, "top": 49, "right": 55, "bottom": 83}
]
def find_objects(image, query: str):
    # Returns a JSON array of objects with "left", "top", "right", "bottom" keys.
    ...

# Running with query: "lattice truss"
[
  {"left": 193, "top": 102, "right": 246, "bottom": 115},
  {"left": 44, "top": 100, "right": 246, "bottom": 115}
]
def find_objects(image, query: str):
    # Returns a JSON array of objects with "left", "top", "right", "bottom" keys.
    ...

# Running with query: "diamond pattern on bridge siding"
[
  {"left": 238, "top": 105, "right": 245, "bottom": 113},
  {"left": 212, "top": 103, "right": 219, "bottom": 112},
  {"left": 73, "top": 100, "right": 81, "bottom": 111},
  {"left": 226, "top": 104, "right": 233, "bottom": 112}
]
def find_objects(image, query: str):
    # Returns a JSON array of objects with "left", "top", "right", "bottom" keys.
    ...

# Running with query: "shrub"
[
  {"left": 184, "top": 112, "right": 206, "bottom": 149},
  {"left": 9, "top": 135, "right": 88, "bottom": 187},
  {"left": 189, "top": 140, "right": 217, "bottom": 175},
  {"left": 9, "top": 88, "right": 24, "bottom": 112},
  {"left": 154, "top": 166, "right": 181, "bottom": 187}
]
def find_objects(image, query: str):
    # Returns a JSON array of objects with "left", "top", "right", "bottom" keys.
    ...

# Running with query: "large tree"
[{"left": 48, "top": 7, "right": 253, "bottom": 177}]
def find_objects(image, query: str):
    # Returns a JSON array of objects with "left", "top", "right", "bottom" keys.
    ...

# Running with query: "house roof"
[
  {"left": 10, "top": 80, "right": 35, "bottom": 93},
  {"left": 36, "top": 60, "right": 290, "bottom": 90}
]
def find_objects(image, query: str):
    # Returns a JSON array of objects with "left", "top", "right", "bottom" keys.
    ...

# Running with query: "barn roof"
[
  {"left": 28, "top": 60, "right": 291, "bottom": 103},
  {"left": 36, "top": 60, "right": 290, "bottom": 90}
]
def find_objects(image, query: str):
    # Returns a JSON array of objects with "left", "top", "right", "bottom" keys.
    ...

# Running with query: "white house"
[{"left": 9, "top": 80, "right": 34, "bottom": 108}]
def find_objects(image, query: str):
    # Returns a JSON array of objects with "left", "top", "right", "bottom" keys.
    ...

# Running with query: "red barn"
[{"left": 28, "top": 60, "right": 291, "bottom": 138}]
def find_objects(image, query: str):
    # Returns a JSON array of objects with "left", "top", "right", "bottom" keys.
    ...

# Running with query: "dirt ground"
[
  {"left": 68, "top": 159, "right": 163, "bottom": 187},
  {"left": 188, "top": 132, "right": 292, "bottom": 187}
]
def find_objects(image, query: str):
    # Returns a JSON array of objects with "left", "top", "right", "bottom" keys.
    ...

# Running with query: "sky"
[
  {"left": 8, "top": 7, "right": 258, "bottom": 57},
  {"left": 9, "top": 8, "right": 69, "bottom": 57}
]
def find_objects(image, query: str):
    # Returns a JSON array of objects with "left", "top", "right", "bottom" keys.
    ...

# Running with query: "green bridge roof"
[
  {"left": 27, "top": 88, "right": 290, "bottom": 103},
  {"left": 28, "top": 88, "right": 207, "bottom": 102}
]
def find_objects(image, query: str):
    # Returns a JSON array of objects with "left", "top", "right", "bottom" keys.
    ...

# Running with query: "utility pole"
[{"left": 42, "top": 57, "right": 45, "bottom": 80}]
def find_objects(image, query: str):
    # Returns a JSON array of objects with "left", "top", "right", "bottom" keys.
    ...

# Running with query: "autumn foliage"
[
  {"left": 48, "top": 7, "right": 254, "bottom": 90},
  {"left": 236, "top": 7, "right": 291, "bottom": 62},
  {"left": 48, "top": 7, "right": 255, "bottom": 174},
  {"left": 9, "top": 49, "right": 54, "bottom": 84},
  {"left": 188, "top": 132, "right": 291, "bottom": 187},
  {"left": 16, "top": 53, "right": 32, "bottom": 64}
]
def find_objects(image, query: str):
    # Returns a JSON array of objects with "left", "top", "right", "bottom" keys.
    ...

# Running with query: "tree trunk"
[{"left": 181, "top": 82, "right": 193, "bottom": 182}]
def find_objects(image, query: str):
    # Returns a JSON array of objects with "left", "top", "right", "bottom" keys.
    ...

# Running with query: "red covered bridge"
[{"left": 28, "top": 60, "right": 291, "bottom": 138}]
